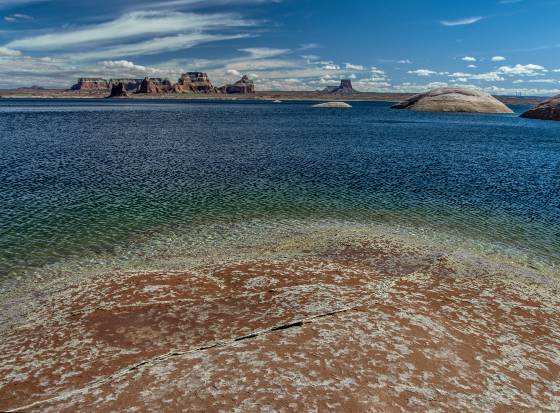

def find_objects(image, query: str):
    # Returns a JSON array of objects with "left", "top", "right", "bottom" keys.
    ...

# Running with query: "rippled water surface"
[{"left": 1, "top": 99, "right": 559, "bottom": 281}]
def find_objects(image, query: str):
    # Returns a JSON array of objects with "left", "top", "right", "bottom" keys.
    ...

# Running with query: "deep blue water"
[{"left": 0, "top": 99, "right": 559, "bottom": 279}]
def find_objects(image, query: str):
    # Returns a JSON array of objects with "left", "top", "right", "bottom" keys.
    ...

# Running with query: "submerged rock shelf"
[{"left": 1, "top": 235, "right": 559, "bottom": 412}]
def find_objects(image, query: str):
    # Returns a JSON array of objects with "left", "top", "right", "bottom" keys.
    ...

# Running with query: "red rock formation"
[
  {"left": 70, "top": 78, "right": 109, "bottom": 91},
  {"left": 108, "top": 82, "right": 129, "bottom": 98},
  {"left": 109, "top": 79, "right": 143, "bottom": 93},
  {"left": 1, "top": 237, "right": 559, "bottom": 412},
  {"left": 136, "top": 78, "right": 176, "bottom": 94},
  {"left": 137, "top": 77, "right": 162, "bottom": 94},
  {"left": 521, "top": 95, "right": 560, "bottom": 121},
  {"left": 175, "top": 72, "right": 217, "bottom": 93},
  {"left": 220, "top": 75, "right": 255, "bottom": 94},
  {"left": 326, "top": 79, "right": 358, "bottom": 95}
]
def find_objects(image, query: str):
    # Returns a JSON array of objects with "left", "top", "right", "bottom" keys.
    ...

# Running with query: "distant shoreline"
[{"left": 0, "top": 89, "right": 544, "bottom": 106}]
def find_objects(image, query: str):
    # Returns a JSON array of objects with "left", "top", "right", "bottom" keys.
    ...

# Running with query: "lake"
[{"left": 1, "top": 99, "right": 559, "bottom": 287}]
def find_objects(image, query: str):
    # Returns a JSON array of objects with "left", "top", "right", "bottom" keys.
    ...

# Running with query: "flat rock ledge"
[
  {"left": 521, "top": 95, "right": 560, "bottom": 121},
  {"left": 391, "top": 87, "right": 513, "bottom": 114},
  {"left": 1, "top": 239, "right": 559, "bottom": 412},
  {"left": 313, "top": 101, "right": 352, "bottom": 108}
]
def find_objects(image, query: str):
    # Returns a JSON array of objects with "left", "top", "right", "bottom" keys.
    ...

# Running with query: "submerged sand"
[{"left": 1, "top": 223, "right": 559, "bottom": 412}]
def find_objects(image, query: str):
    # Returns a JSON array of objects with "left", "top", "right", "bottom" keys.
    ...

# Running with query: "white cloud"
[
  {"left": 449, "top": 71, "right": 504, "bottom": 82},
  {"left": 7, "top": 11, "right": 251, "bottom": 51},
  {"left": 408, "top": 69, "right": 437, "bottom": 76},
  {"left": 0, "top": 0, "right": 47, "bottom": 8},
  {"left": 298, "top": 43, "right": 319, "bottom": 51},
  {"left": 497, "top": 63, "right": 546, "bottom": 76},
  {"left": 467, "top": 64, "right": 477, "bottom": 68},
  {"left": 101, "top": 60, "right": 147, "bottom": 71},
  {"left": 440, "top": 16, "right": 483, "bottom": 26},
  {"left": 344, "top": 63, "right": 365, "bottom": 70},
  {"left": 0, "top": 46, "right": 21, "bottom": 56},
  {"left": 70, "top": 33, "right": 249, "bottom": 60},
  {"left": 491, "top": 56, "right": 506, "bottom": 62},
  {"left": 526, "top": 79, "right": 557, "bottom": 84},
  {"left": 322, "top": 63, "right": 340, "bottom": 70},
  {"left": 239, "top": 48, "right": 289, "bottom": 59},
  {"left": 461, "top": 56, "right": 477, "bottom": 62},
  {"left": 379, "top": 59, "right": 412, "bottom": 64},
  {"left": 4, "top": 13, "right": 32, "bottom": 22},
  {"left": 226, "top": 68, "right": 240, "bottom": 76}
]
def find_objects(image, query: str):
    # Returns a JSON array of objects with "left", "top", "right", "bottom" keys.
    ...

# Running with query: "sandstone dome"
[
  {"left": 391, "top": 88, "right": 513, "bottom": 113},
  {"left": 520, "top": 95, "right": 560, "bottom": 121}
]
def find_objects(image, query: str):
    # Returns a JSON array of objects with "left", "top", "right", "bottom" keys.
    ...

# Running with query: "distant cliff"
[
  {"left": 219, "top": 75, "right": 255, "bottom": 94},
  {"left": 174, "top": 72, "right": 217, "bottom": 93},
  {"left": 322, "top": 79, "right": 358, "bottom": 96},
  {"left": 70, "top": 73, "right": 256, "bottom": 96},
  {"left": 70, "top": 78, "right": 109, "bottom": 91}
]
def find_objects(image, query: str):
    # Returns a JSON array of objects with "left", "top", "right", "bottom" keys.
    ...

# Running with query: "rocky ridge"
[{"left": 71, "top": 73, "right": 257, "bottom": 96}]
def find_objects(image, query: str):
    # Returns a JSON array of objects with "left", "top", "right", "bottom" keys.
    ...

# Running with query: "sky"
[{"left": 1, "top": 0, "right": 560, "bottom": 95}]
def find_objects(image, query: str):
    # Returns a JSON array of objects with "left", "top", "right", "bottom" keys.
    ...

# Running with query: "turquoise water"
[{"left": 0, "top": 99, "right": 559, "bottom": 281}]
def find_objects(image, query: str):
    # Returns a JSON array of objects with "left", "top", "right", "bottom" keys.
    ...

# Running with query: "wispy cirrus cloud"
[
  {"left": 0, "top": 0, "right": 48, "bottom": 8},
  {"left": 4, "top": 13, "right": 32, "bottom": 22},
  {"left": 7, "top": 11, "right": 252, "bottom": 52},
  {"left": 440, "top": 16, "right": 483, "bottom": 26}
]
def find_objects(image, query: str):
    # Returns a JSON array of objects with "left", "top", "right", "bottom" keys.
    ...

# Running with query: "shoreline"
[
  {"left": 0, "top": 90, "right": 545, "bottom": 106},
  {"left": 2, "top": 218, "right": 558, "bottom": 332},
  {"left": 1, "top": 220, "right": 559, "bottom": 411}
]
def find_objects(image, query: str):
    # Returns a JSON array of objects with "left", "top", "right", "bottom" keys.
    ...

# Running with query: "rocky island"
[
  {"left": 312, "top": 101, "right": 352, "bottom": 108},
  {"left": 520, "top": 94, "right": 560, "bottom": 121},
  {"left": 391, "top": 87, "right": 513, "bottom": 114}
]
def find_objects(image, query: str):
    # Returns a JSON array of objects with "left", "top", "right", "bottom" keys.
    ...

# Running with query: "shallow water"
[{"left": 0, "top": 99, "right": 559, "bottom": 284}]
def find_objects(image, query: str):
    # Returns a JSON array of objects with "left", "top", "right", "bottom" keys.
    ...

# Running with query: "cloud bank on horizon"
[{"left": 0, "top": 0, "right": 560, "bottom": 95}]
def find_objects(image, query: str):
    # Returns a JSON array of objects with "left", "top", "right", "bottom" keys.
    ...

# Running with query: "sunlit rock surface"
[
  {"left": 313, "top": 101, "right": 352, "bottom": 108},
  {"left": 391, "top": 88, "right": 513, "bottom": 113},
  {"left": 1, "top": 232, "right": 559, "bottom": 412}
]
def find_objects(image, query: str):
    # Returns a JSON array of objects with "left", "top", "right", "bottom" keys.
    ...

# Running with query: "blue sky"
[{"left": 1, "top": 0, "right": 560, "bottom": 94}]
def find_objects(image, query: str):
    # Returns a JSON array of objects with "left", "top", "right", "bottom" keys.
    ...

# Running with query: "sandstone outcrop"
[
  {"left": 175, "top": 72, "right": 217, "bottom": 93},
  {"left": 313, "top": 101, "right": 352, "bottom": 108},
  {"left": 70, "top": 72, "right": 244, "bottom": 95},
  {"left": 70, "top": 78, "right": 109, "bottom": 91},
  {"left": 331, "top": 79, "right": 357, "bottom": 95},
  {"left": 322, "top": 79, "right": 358, "bottom": 96},
  {"left": 137, "top": 77, "right": 162, "bottom": 94},
  {"left": 520, "top": 95, "right": 560, "bottom": 121},
  {"left": 1, "top": 236, "right": 558, "bottom": 412},
  {"left": 220, "top": 75, "right": 255, "bottom": 94},
  {"left": 391, "top": 87, "right": 513, "bottom": 113},
  {"left": 110, "top": 79, "right": 142, "bottom": 93},
  {"left": 108, "top": 82, "right": 129, "bottom": 98}
]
